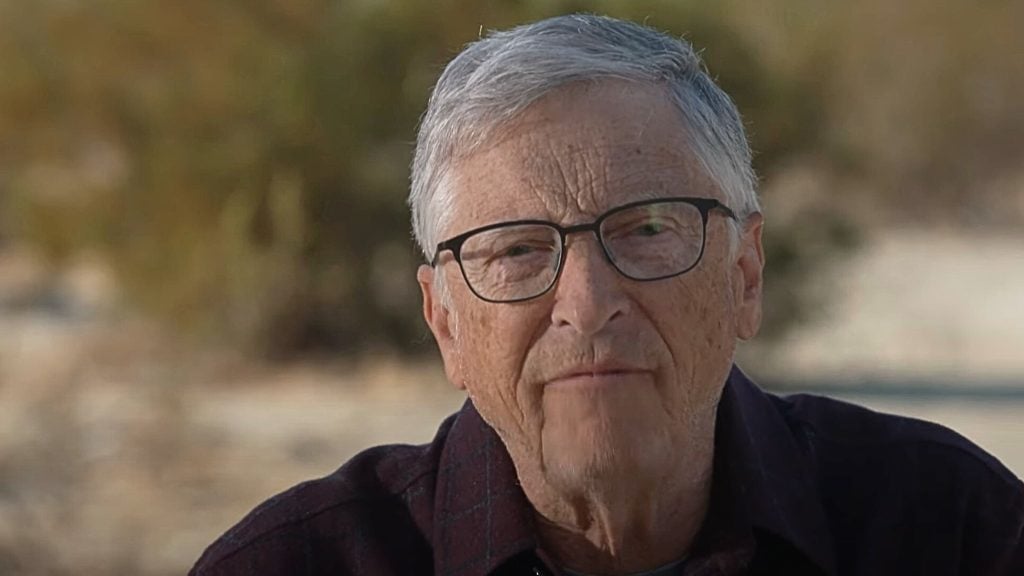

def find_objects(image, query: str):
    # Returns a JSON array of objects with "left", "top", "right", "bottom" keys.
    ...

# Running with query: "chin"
[{"left": 541, "top": 418, "right": 668, "bottom": 492}]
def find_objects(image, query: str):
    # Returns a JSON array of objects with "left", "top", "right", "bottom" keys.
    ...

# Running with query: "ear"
[
  {"left": 417, "top": 264, "right": 466, "bottom": 390},
  {"left": 734, "top": 212, "right": 765, "bottom": 340}
]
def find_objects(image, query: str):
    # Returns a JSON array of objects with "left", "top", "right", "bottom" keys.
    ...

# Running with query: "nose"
[{"left": 549, "top": 233, "right": 629, "bottom": 336}]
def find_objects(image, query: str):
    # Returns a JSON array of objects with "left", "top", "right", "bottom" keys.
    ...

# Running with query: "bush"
[{"left": 3, "top": 0, "right": 1017, "bottom": 357}]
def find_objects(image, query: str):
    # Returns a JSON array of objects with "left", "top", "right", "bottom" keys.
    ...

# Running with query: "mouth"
[{"left": 547, "top": 365, "right": 651, "bottom": 388}]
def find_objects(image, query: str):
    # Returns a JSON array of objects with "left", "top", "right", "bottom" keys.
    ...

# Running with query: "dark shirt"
[{"left": 190, "top": 366, "right": 1024, "bottom": 575}]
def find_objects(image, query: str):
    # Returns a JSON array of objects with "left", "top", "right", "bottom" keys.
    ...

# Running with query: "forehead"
[{"left": 445, "top": 80, "right": 717, "bottom": 233}]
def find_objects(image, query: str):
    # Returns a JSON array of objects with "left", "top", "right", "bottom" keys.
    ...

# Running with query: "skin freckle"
[{"left": 422, "top": 78, "right": 761, "bottom": 576}]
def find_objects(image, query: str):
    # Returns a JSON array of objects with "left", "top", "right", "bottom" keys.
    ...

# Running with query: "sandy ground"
[
  {"left": 745, "top": 229, "right": 1024, "bottom": 380},
  {"left": 1, "top": 229, "right": 1023, "bottom": 576}
]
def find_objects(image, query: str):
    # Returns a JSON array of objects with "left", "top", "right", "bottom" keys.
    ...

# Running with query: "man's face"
[{"left": 418, "top": 81, "right": 764, "bottom": 492}]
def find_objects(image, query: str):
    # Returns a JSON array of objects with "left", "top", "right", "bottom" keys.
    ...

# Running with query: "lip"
[{"left": 547, "top": 364, "right": 651, "bottom": 388}]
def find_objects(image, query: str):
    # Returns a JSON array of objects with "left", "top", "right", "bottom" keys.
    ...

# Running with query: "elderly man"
[{"left": 191, "top": 14, "right": 1023, "bottom": 576}]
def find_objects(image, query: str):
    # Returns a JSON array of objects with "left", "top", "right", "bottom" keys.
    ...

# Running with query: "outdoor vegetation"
[
  {"left": 0, "top": 1, "right": 1022, "bottom": 574},
  {"left": 4, "top": 0, "right": 1020, "bottom": 357}
]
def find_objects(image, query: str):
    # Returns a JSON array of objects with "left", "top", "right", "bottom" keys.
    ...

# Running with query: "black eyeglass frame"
[{"left": 430, "top": 196, "right": 739, "bottom": 304}]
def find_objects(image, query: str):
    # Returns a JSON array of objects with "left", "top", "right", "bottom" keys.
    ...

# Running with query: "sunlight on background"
[{"left": 1, "top": 1, "right": 1022, "bottom": 574}]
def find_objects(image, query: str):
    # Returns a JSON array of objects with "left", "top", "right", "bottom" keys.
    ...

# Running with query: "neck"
[{"left": 524, "top": 430, "right": 715, "bottom": 575}]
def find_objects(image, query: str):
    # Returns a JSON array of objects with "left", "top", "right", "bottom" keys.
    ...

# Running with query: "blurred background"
[{"left": 1, "top": 0, "right": 1022, "bottom": 574}]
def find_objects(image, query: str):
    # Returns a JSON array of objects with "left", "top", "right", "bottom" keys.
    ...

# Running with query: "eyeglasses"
[{"left": 431, "top": 197, "right": 738, "bottom": 303}]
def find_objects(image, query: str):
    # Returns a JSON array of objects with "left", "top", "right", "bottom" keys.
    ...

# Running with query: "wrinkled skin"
[{"left": 418, "top": 80, "right": 764, "bottom": 574}]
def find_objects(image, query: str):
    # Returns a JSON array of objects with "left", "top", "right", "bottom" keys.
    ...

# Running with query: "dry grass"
[{"left": 0, "top": 303, "right": 464, "bottom": 575}]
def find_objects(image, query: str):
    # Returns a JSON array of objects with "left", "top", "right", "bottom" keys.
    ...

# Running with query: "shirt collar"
[
  {"left": 433, "top": 400, "right": 538, "bottom": 576},
  {"left": 432, "top": 366, "right": 837, "bottom": 576},
  {"left": 714, "top": 365, "right": 838, "bottom": 576}
]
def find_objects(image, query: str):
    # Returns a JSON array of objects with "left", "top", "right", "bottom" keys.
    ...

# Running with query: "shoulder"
[
  {"left": 189, "top": 415, "right": 456, "bottom": 575},
  {"left": 772, "top": 391, "right": 1019, "bottom": 485},
  {"left": 772, "top": 392, "right": 1024, "bottom": 570}
]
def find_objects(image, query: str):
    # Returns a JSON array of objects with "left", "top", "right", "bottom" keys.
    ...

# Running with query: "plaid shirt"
[{"left": 190, "top": 367, "right": 1024, "bottom": 575}]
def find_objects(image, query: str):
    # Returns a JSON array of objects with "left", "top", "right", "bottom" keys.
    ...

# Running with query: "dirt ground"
[{"left": 1, "top": 229, "right": 1022, "bottom": 576}]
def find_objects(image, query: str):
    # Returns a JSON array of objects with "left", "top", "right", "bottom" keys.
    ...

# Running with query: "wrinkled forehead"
[{"left": 443, "top": 80, "right": 717, "bottom": 234}]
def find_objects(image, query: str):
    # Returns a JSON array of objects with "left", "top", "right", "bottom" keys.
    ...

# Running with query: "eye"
[
  {"left": 488, "top": 240, "right": 555, "bottom": 264},
  {"left": 502, "top": 244, "right": 537, "bottom": 258},
  {"left": 633, "top": 221, "right": 665, "bottom": 236}
]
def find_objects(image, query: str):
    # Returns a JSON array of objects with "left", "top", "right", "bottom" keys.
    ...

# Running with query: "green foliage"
[{"left": 1, "top": 0, "right": 1019, "bottom": 356}]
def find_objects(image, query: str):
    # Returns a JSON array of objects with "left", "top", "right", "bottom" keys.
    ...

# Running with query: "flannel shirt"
[{"left": 190, "top": 366, "right": 1024, "bottom": 575}]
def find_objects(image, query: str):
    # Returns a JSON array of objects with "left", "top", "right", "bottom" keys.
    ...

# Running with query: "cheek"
[
  {"left": 697, "top": 280, "right": 738, "bottom": 350},
  {"left": 453, "top": 303, "right": 547, "bottom": 434},
  {"left": 662, "top": 279, "right": 733, "bottom": 349},
  {"left": 652, "top": 272, "right": 738, "bottom": 398}
]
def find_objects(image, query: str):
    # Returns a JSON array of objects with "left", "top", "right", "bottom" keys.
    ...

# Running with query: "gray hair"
[{"left": 409, "top": 13, "right": 759, "bottom": 262}]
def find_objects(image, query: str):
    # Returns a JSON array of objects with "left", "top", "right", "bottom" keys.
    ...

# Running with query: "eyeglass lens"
[{"left": 458, "top": 201, "right": 706, "bottom": 302}]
